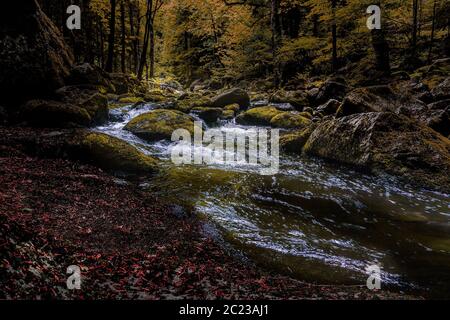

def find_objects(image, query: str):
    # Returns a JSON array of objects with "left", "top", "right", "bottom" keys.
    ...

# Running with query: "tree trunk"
[
  {"left": 137, "top": 0, "right": 152, "bottom": 79},
  {"left": 427, "top": 0, "right": 437, "bottom": 63},
  {"left": 271, "top": 0, "right": 281, "bottom": 87},
  {"left": 331, "top": 0, "right": 338, "bottom": 72},
  {"left": 105, "top": 0, "right": 117, "bottom": 73},
  {"left": 120, "top": 0, "right": 126, "bottom": 73},
  {"left": 411, "top": 0, "right": 419, "bottom": 57}
]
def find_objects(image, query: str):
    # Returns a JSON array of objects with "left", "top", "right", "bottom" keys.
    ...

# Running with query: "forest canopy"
[{"left": 37, "top": 0, "right": 450, "bottom": 87}]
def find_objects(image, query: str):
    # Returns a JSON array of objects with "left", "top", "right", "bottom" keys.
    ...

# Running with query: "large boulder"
[
  {"left": 66, "top": 63, "right": 113, "bottom": 92},
  {"left": 420, "top": 108, "right": 450, "bottom": 137},
  {"left": 269, "top": 90, "right": 309, "bottom": 110},
  {"left": 304, "top": 112, "right": 450, "bottom": 192},
  {"left": 270, "top": 112, "right": 311, "bottom": 129},
  {"left": 314, "top": 80, "right": 348, "bottom": 105},
  {"left": 280, "top": 126, "right": 316, "bottom": 154},
  {"left": 19, "top": 100, "right": 91, "bottom": 127},
  {"left": 77, "top": 132, "right": 159, "bottom": 174},
  {"left": 125, "top": 110, "right": 195, "bottom": 141},
  {"left": 211, "top": 88, "right": 250, "bottom": 110},
  {"left": 55, "top": 86, "right": 109, "bottom": 125},
  {"left": 315, "top": 99, "right": 341, "bottom": 116},
  {"left": 337, "top": 85, "right": 426, "bottom": 118},
  {"left": 174, "top": 94, "right": 212, "bottom": 113},
  {"left": 235, "top": 106, "right": 284, "bottom": 126},
  {"left": 0, "top": 0, "right": 74, "bottom": 107},
  {"left": 432, "top": 77, "right": 450, "bottom": 101},
  {"left": 191, "top": 107, "right": 223, "bottom": 123}
]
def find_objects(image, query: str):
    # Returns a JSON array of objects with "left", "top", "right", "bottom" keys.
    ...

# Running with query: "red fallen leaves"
[{"left": 0, "top": 127, "right": 420, "bottom": 300}]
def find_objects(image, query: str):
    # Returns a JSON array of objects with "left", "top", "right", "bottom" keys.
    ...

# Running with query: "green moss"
[
  {"left": 221, "top": 110, "right": 235, "bottom": 120},
  {"left": 21, "top": 100, "right": 92, "bottom": 127},
  {"left": 270, "top": 112, "right": 311, "bottom": 129},
  {"left": 125, "top": 109, "right": 195, "bottom": 141},
  {"left": 280, "top": 126, "right": 315, "bottom": 154},
  {"left": 174, "top": 96, "right": 212, "bottom": 113},
  {"left": 236, "top": 106, "right": 284, "bottom": 126},
  {"left": 224, "top": 103, "right": 240, "bottom": 112},
  {"left": 82, "top": 132, "right": 159, "bottom": 173},
  {"left": 118, "top": 96, "right": 145, "bottom": 104}
]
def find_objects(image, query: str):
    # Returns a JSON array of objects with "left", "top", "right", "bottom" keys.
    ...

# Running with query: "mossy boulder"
[
  {"left": 118, "top": 96, "right": 145, "bottom": 105},
  {"left": 269, "top": 90, "right": 309, "bottom": 110},
  {"left": 235, "top": 106, "right": 284, "bottom": 126},
  {"left": 314, "top": 80, "right": 348, "bottom": 106},
  {"left": 174, "top": 94, "right": 212, "bottom": 113},
  {"left": 125, "top": 110, "right": 195, "bottom": 141},
  {"left": 0, "top": 0, "right": 74, "bottom": 107},
  {"left": 432, "top": 77, "right": 450, "bottom": 101},
  {"left": 79, "top": 132, "right": 158, "bottom": 174},
  {"left": 337, "top": 85, "right": 426, "bottom": 118},
  {"left": 144, "top": 91, "right": 168, "bottom": 103},
  {"left": 221, "top": 110, "right": 235, "bottom": 120},
  {"left": 270, "top": 111, "right": 312, "bottom": 129},
  {"left": 67, "top": 63, "right": 114, "bottom": 93},
  {"left": 19, "top": 100, "right": 91, "bottom": 127},
  {"left": 56, "top": 86, "right": 109, "bottom": 125},
  {"left": 304, "top": 112, "right": 450, "bottom": 192},
  {"left": 191, "top": 107, "right": 223, "bottom": 123},
  {"left": 211, "top": 88, "right": 250, "bottom": 110},
  {"left": 316, "top": 99, "right": 341, "bottom": 116},
  {"left": 410, "top": 58, "right": 450, "bottom": 90},
  {"left": 280, "top": 126, "right": 316, "bottom": 154},
  {"left": 224, "top": 104, "right": 240, "bottom": 112}
]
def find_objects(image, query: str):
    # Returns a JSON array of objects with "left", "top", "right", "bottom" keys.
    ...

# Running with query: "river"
[{"left": 95, "top": 101, "right": 450, "bottom": 298}]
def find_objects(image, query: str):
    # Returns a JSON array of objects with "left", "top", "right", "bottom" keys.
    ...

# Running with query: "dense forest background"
[{"left": 38, "top": 0, "right": 450, "bottom": 87}]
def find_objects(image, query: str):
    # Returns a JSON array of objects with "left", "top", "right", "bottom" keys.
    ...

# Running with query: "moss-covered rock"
[
  {"left": 55, "top": 86, "right": 109, "bottom": 125},
  {"left": 20, "top": 100, "right": 92, "bottom": 127},
  {"left": 174, "top": 94, "right": 212, "bottom": 113},
  {"left": 191, "top": 107, "right": 223, "bottom": 123},
  {"left": 235, "top": 106, "right": 284, "bottom": 126},
  {"left": 337, "top": 85, "right": 426, "bottom": 118},
  {"left": 410, "top": 58, "right": 450, "bottom": 90},
  {"left": 118, "top": 96, "right": 145, "bottom": 104},
  {"left": 211, "top": 88, "right": 250, "bottom": 109},
  {"left": 304, "top": 112, "right": 450, "bottom": 192},
  {"left": 224, "top": 104, "right": 240, "bottom": 112},
  {"left": 269, "top": 90, "right": 309, "bottom": 110},
  {"left": 125, "top": 110, "right": 195, "bottom": 141},
  {"left": 280, "top": 126, "right": 316, "bottom": 154},
  {"left": 221, "top": 110, "right": 235, "bottom": 120},
  {"left": 432, "top": 77, "right": 450, "bottom": 101},
  {"left": 316, "top": 99, "right": 341, "bottom": 116},
  {"left": 270, "top": 111, "right": 312, "bottom": 129},
  {"left": 0, "top": 0, "right": 74, "bottom": 107},
  {"left": 79, "top": 132, "right": 158, "bottom": 173}
]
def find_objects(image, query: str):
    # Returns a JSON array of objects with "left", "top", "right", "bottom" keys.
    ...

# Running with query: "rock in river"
[
  {"left": 304, "top": 112, "right": 450, "bottom": 192},
  {"left": 125, "top": 110, "right": 196, "bottom": 141}
]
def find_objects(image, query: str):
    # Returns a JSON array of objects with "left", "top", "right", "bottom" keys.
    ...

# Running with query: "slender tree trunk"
[
  {"left": 271, "top": 0, "right": 281, "bottom": 87},
  {"left": 149, "top": 22, "right": 155, "bottom": 78},
  {"left": 120, "top": 0, "right": 126, "bottom": 73},
  {"left": 411, "top": 0, "right": 419, "bottom": 57},
  {"left": 371, "top": 1, "right": 390, "bottom": 75},
  {"left": 105, "top": 0, "right": 117, "bottom": 72},
  {"left": 427, "top": 0, "right": 437, "bottom": 63},
  {"left": 331, "top": 0, "right": 338, "bottom": 72},
  {"left": 138, "top": 0, "right": 153, "bottom": 79}
]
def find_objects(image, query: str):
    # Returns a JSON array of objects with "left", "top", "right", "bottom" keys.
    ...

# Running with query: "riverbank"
[{"left": 0, "top": 126, "right": 419, "bottom": 300}]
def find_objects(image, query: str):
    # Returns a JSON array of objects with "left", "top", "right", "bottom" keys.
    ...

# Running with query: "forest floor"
[{"left": 0, "top": 126, "right": 420, "bottom": 300}]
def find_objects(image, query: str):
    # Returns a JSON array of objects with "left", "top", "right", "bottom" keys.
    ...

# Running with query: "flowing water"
[{"left": 96, "top": 102, "right": 450, "bottom": 297}]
